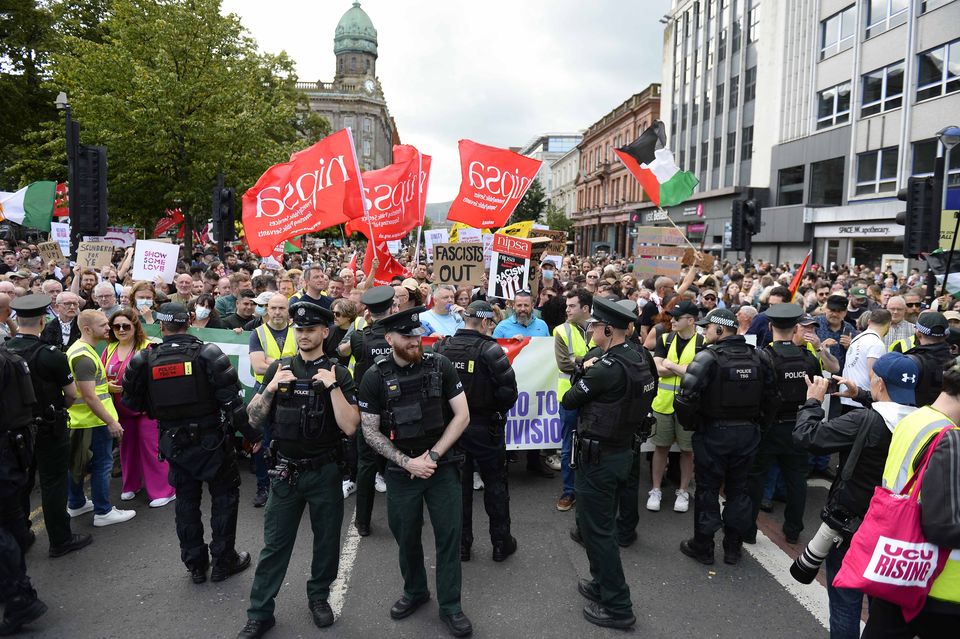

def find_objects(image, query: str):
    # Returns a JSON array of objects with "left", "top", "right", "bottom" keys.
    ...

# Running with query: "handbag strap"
[{"left": 901, "top": 426, "right": 958, "bottom": 498}]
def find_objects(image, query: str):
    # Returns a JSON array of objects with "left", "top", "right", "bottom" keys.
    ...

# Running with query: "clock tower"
[{"left": 296, "top": 1, "right": 399, "bottom": 169}]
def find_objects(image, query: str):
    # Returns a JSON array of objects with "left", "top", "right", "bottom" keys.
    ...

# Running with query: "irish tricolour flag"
[
  {"left": 614, "top": 121, "right": 698, "bottom": 208},
  {"left": 0, "top": 181, "right": 57, "bottom": 232}
]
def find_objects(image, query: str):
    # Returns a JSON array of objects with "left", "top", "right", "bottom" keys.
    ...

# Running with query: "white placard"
[
  {"left": 541, "top": 254, "right": 563, "bottom": 270},
  {"left": 50, "top": 221, "right": 71, "bottom": 257},
  {"left": 483, "top": 233, "right": 494, "bottom": 269},
  {"left": 458, "top": 228, "right": 482, "bottom": 244},
  {"left": 424, "top": 228, "right": 449, "bottom": 263},
  {"left": 387, "top": 240, "right": 402, "bottom": 254},
  {"left": 132, "top": 239, "right": 180, "bottom": 283}
]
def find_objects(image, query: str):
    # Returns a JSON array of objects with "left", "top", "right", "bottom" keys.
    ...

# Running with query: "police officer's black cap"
[
  {"left": 463, "top": 300, "right": 496, "bottom": 319},
  {"left": 290, "top": 301, "right": 334, "bottom": 328},
  {"left": 826, "top": 293, "right": 848, "bottom": 310},
  {"left": 381, "top": 306, "right": 428, "bottom": 336},
  {"left": 917, "top": 311, "right": 949, "bottom": 337},
  {"left": 696, "top": 308, "right": 737, "bottom": 329},
  {"left": 361, "top": 286, "right": 395, "bottom": 314},
  {"left": 766, "top": 303, "right": 805, "bottom": 329},
  {"left": 156, "top": 302, "right": 191, "bottom": 325},
  {"left": 668, "top": 300, "right": 700, "bottom": 318},
  {"left": 9, "top": 294, "right": 52, "bottom": 318},
  {"left": 589, "top": 297, "right": 635, "bottom": 330}
]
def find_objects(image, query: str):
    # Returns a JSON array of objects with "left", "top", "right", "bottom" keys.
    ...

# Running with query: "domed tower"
[{"left": 334, "top": 1, "right": 378, "bottom": 79}]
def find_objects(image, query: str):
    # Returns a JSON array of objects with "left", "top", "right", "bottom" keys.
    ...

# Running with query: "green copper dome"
[{"left": 334, "top": 1, "right": 378, "bottom": 57}]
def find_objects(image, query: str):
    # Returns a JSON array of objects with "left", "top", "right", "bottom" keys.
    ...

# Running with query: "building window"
[
  {"left": 855, "top": 147, "right": 899, "bottom": 195},
  {"left": 718, "top": 28, "right": 727, "bottom": 61},
  {"left": 809, "top": 157, "right": 845, "bottom": 206},
  {"left": 860, "top": 61, "right": 904, "bottom": 117},
  {"left": 692, "top": 100, "right": 699, "bottom": 124},
  {"left": 729, "top": 75, "right": 739, "bottom": 108},
  {"left": 715, "top": 83, "right": 725, "bottom": 117},
  {"left": 816, "top": 82, "right": 851, "bottom": 129},
  {"left": 777, "top": 165, "right": 805, "bottom": 205},
  {"left": 703, "top": 90, "right": 711, "bottom": 121},
  {"left": 363, "top": 117, "right": 372, "bottom": 132},
  {"left": 712, "top": 136, "right": 722, "bottom": 167},
  {"left": 362, "top": 139, "right": 371, "bottom": 157},
  {"left": 726, "top": 131, "right": 737, "bottom": 165},
  {"left": 866, "top": 0, "right": 908, "bottom": 39},
  {"left": 732, "top": 3, "right": 742, "bottom": 52},
  {"left": 921, "top": 0, "right": 953, "bottom": 13},
  {"left": 917, "top": 39, "right": 960, "bottom": 102},
  {"left": 744, "top": 66, "right": 757, "bottom": 102},
  {"left": 820, "top": 5, "right": 855, "bottom": 59},
  {"left": 741, "top": 126, "right": 754, "bottom": 160},
  {"left": 689, "top": 146, "right": 696, "bottom": 170},
  {"left": 700, "top": 143, "right": 709, "bottom": 172},
  {"left": 681, "top": 104, "right": 688, "bottom": 129},
  {"left": 912, "top": 138, "right": 960, "bottom": 186},
  {"left": 747, "top": 3, "right": 760, "bottom": 44}
]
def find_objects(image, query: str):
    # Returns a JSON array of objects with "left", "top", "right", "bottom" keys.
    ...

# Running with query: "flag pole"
[{"left": 659, "top": 207, "right": 700, "bottom": 252}]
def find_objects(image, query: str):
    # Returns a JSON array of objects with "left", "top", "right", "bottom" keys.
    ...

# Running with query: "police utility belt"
[
  {"left": 569, "top": 433, "right": 633, "bottom": 470},
  {"left": 159, "top": 415, "right": 224, "bottom": 440},
  {"left": 268, "top": 449, "right": 341, "bottom": 487},
  {"left": 385, "top": 450, "right": 465, "bottom": 474}
]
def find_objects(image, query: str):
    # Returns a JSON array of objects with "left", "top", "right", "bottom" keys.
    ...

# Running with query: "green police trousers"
[
  {"left": 575, "top": 448, "right": 634, "bottom": 617},
  {"left": 247, "top": 462, "right": 343, "bottom": 620},
  {"left": 385, "top": 461, "right": 462, "bottom": 616}
]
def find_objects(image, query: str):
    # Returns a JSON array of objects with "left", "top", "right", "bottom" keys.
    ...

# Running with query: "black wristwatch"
[
  {"left": 326, "top": 380, "right": 341, "bottom": 391},
  {"left": 428, "top": 450, "right": 440, "bottom": 462}
]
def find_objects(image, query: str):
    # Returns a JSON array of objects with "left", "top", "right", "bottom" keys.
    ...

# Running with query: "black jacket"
[
  {"left": 906, "top": 341, "right": 953, "bottom": 407},
  {"left": 434, "top": 329, "right": 518, "bottom": 421},
  {"left": 40, "top": 316, "right": 80, "bottom": 351}
]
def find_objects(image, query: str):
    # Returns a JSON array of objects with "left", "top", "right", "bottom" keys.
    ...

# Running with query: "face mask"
[
  {"left": 135, "top": 299, "right": 152, "bottom": 310},
  {"left": 542, "top": 270, "right": 554, "bottom": 281},
  {"left": 196, "top": 307, "right": 211, "bottom": 320},
  {"left": 255, "top": 306, "right": 266, "bottom": 316}
]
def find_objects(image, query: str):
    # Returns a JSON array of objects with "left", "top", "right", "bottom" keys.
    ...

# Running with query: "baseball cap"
[
  {"left": 253, "top": 291, "right": 275, "bottom": 305},
  {"left": 669, "top": 300, "right": 700, "bottom": 318},
  {"left": 798, "top": 313, "right": 817, "bottom": 326},
  {"left": 917, "top": 311, "right": 949, "bottom": 337},
  {"left": 943, "top": 310, "right": 960, "bottom": 323},
  {"left": 826, "top": 293, "right": 848, "bottom": 310},
  {"left": 156, "top": 302, "right": 191, "bottom": 326},
  {"left": 463, "top": 300, "right": 496, "bottom": 319},
  {"left": 872, "top": 352, "right": 919, "bottom": 406},
  {"left": 696, "top": 308, "right": 737, "bottom": 328},
  {"left": 849, "top": 286, "right": 867, "bottom": 299}
]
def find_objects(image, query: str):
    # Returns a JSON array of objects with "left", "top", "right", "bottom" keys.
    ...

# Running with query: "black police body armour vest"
[
  {"left": 375, "top": 353, "right": 445, "bottom": 446},
  {"left": 0, "top": 346, "right": 37, "bottom": 431},
  {"left": 269, "top": 356, "right": 339, "bottom": 447},
  {"left": 766, "top": 341, "right": 810, "bottom": 419},
  {"left": 433, "top": 335, "right": 496, "bottom": 424},
  {"left": 579, "top": 346, "right": 657, "bottom": 447},
  {"left": 354, "top": 324, "right": 391, "bottom": 383},
  {"left": 907, "top": 345, "right": 952, "bottom": 407},
  {"left": 702, "top": 341, "right": 764, "bottom": 420},
  {"left": 10, "top": 338, "right": 64, "bottom": 413},
  {"left": 146, "top": 341, "right": 218, "bottom": 421}
]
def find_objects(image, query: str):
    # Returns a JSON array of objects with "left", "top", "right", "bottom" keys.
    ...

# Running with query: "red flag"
[
  {"left": 241, "top": 129, "right": 366, "bottom": 257},
  {"left": 344, "top": 147, "right": 423, "bottom": 242},
  {"left": 54, "top": 182, "right": 69, "bottom": 217},
  {"left": 446, "top": 140, "right": 542, "bottom": 229},
  {"left": 347, "top": 250, "right": 358, "bottom": 275},
  {"left": 393, "top": 145, "right": 431, "bottom": 224},
  {"left": 154, "top": 208, "right": 183, "bottom": 236},
  {"left": 362, "top": 240, "right": 410, "bottom": 287},
  {"left": 788, "top": 250, "right": 812, "bottom": 302}
]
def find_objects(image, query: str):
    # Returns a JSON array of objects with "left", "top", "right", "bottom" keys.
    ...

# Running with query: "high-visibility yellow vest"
[
  {"left": 554, "top": 322, "right": 589, "bottom": 397},
  {"left": 652, "top": 332, "right": 701, "bottom": 415},
  {"left": 889, "top": 335, "right": 917, "bottom": 353},
  {"left": 67, "top": 340, "right": 118, "bottom": 429},
  {"left": 881, "top": 405, "right": 960, "bottom": 603},
  {"left": 254, "top": 324, "right": 297, "bottom": 383}
]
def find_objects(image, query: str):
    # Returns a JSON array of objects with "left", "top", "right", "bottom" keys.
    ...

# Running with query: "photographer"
[{"left": 792, "top": 352, "right": 919, "bottom": 639}]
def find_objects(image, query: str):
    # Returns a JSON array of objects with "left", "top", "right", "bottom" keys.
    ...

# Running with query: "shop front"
[{"left": 806, "top": 201, "right": 904, "bottom": 269}]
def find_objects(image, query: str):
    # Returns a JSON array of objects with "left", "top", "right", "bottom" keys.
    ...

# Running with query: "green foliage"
[
  {"left": 508, "top": 178, "right": 546, "bottom": 225},
  {"left": 544, "top": 203, "right": 572, "bottom": 235}
]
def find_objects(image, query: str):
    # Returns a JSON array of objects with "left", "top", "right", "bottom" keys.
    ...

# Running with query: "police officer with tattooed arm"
[
  {"left": 356, "top": 307, "right": 472, "bottom": 638},
  {"left": 238, "top": 301, "right": 359, "bottom": 639},
  {"left": 676, "top": 308, "right": 779, "bottom": 567},
  {"left": 561, "top": 297, "right": 656, "bottom": 630},
  {"left": 122, "top": 303, "right": 262, "bottom": 585}
]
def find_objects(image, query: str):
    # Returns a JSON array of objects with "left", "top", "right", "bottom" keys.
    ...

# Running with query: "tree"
[
  {"left": 508, "top": 178, "right": 546, "bottom": 226},
  {"left": 42, "top": 0, "right": 323, "bottom": 254},
  {"left": 544, "top": 202, "right": 573, "bottom": 235}
]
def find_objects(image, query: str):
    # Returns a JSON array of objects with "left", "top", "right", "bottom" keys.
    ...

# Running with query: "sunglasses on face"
[
  {"left": 112, "top": 323, "right": 133, "bottom": 332},
  {"left": 906, "top": 302, "right": 921, "bottom": 308},
  {"left": 333, "top": 312, "right": 344, "bottom": 318}
]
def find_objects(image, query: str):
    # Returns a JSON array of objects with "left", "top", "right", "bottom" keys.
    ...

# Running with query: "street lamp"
[
  {"left": 936, "top": 126, "right": 960, "bottom": 297},
  {"left": 55, "top": 92, "right": 80, "bottom": 257}
]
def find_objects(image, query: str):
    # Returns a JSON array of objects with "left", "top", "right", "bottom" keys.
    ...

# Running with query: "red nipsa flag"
[
  {"left": 446, "top": 140, "right": 542, "bottom": 229},
  {"left": 362, "top": 240, "right": 410, "bottom": 287},
  {"left": 344, "top": 145, "right": 426, "bottom": 242}
]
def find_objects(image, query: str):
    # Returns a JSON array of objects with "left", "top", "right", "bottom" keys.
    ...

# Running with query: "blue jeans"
[
  {"left": 825, "top": 543, "right": 863, "bottom": 639},
  {"left": 559, "top": 406, "right": 577, "bottom": 497},
  {"left": 67, "top": 425, "right": 114, "bottom": 515}
]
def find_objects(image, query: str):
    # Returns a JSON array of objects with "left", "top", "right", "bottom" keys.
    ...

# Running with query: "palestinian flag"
[
  {"left": 0, "top": 181, "right": 57, "bottom": 232},
  {"left": 284, "top": 236, "right": 302, "bottom": 253},
  {"left": 788, "top": 250, "right": 812, "bottom": 302},
  {"left": 926, "top": 251, "right": 960, "bottom": 298},
  {"left": 614, "top": 121, "right": 698, "bottom": 208}
]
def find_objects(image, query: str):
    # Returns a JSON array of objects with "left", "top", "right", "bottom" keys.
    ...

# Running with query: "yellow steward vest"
[
  {"left": 254, "top": 324, "right": 297, "bottom": 383},
  {"left": 889, "top": 335, "right": 917, "bottom": 353},
  {"left": 652, "top": 332, "right": 701, "bottom": 415},
  {"left": 67, "top": 340, "right": 118, "bottom": 429},
  {"left": 555, "top": 322, "right": 589, "bottom": 397}
]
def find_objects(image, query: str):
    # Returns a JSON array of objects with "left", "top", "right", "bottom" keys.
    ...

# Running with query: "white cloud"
[{"left": 222, "top": 0, "right": 671, "bottom": 202}]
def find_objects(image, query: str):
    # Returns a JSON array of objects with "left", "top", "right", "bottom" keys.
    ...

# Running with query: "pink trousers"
[{"left": 118, "top": 411, "right": 174, "bottom": 500}]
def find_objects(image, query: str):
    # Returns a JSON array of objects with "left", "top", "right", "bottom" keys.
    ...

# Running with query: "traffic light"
[
  {"left": 743, "top": 198, "right": 761, "bottom": 236},
  {"left": 213, "top": 186, "right": 235, "bottom": 242},
  {"left": 895, "top": 176, "right": 939, "bottom": 258},
  {"left": 72, "top": 144, "right": 107, "bottom": 237},
  {"left": 731, "top": 197, "right": 746, "bottom": 250}
]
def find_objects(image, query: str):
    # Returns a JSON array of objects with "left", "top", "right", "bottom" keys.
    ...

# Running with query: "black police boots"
[
  {"left": 440, "top": 611, "right": 473, "bottom": 637},
  {"left": 577, "top": 579, "right": 601, "bottom": 603},
  {"left": 389, "top": 592, "right": 431, "bottom": 620},
  {"left": 0, "top": 593, "right": 47, "bottom": 635},
  {"left": 680, "top": 536, "right": 715, "bottom": 565},
  {"left": 309, "top": 599, "right": 334, "bottom": 628},
  {"left": 723, "top": 536, "right": 743, "bottom": 565},
  {"left": 48, "top": 532, "right": 93, "bottom": 559},
  {"left": 582, "top": 601, "right": 636, "bottom": 629},
  {"left": 211, "top": 551, "right": 251, "bottom": 582},
  {"left": 460, "top": 543, "right": 471, "bottom": 562},
  {"left": 190, "top": 563, "right": 209, "bottom": 584},
  {"left": 492, "top": 536, "right": 517, "bottom": 562},
  {"left": 237, "top": 616, "right": 275, "bottom": 639}
]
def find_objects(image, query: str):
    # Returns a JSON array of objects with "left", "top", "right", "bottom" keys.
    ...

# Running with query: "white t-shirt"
[{"left": 840, "top": 329, "right": 886, "bottom": 407}]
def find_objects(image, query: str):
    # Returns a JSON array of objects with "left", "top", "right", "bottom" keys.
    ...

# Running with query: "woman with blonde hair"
[{"left": 102, "top": 308, "right": 175, "bottom": 507}]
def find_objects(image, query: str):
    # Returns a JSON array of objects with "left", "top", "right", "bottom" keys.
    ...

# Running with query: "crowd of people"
[{"left": 0, "top": 234, "right": 958, "bottom": 638}]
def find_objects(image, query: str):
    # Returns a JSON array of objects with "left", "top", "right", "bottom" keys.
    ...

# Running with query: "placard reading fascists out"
[{"left": 433, "top": 243, "right": 484, "bottom": 286}]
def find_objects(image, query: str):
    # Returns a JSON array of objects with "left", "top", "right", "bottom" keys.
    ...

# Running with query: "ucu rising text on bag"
[{"left": 864, "top": 536, "right": 939, "bottom": 587}]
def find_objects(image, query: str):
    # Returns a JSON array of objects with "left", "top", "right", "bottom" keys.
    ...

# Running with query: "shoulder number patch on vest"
[{"left": 152, "top": 362, "right": 193, "bottom": 380}]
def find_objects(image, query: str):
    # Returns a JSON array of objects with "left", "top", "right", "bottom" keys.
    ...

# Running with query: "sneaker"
[
  {"left": 545, "top": 453, "right": 562, "bottom": 471},
  {"left": 674, "top": 489, "right": 690, "bottom": 513},
  {"left": 472, "top": 472, "right": 484, "bottom": 491},
  {"left": 342, "top": 480, "right": 357, "bottom": 499},
  {"left": 374, "top": 473, "right": 387, "bottom": 493},
  {"left": 646, "top": 488, "right": 662, "bottom": 512},
  {"left": 93, "top": 507, "right": 136, "bottom": 527},
  {"left": 556, "top": 493, "right": 576, "bottom": 511},
  {"left": 253, "top": 486, "right": 269, "bottom": 508},
  {"left": 67, "top": 499, "right": 94, "bottom": 518},
  {"left": 149, "top": 495, "right": 176, "bottom": 508},
  {"left": 120, "top": 491, "right": 137, "bottom": 501}
]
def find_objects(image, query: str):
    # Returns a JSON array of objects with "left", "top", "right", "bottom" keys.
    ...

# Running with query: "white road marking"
[
  {"left": 743, "top": 530, "right": 830, "bottom": 629},
  {"left": 329, "top": 505, "right": 361, "bottom": 617}
]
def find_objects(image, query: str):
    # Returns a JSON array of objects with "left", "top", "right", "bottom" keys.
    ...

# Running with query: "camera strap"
[{"left": 840, "top": 413, "right": 873, "bottom": 482}]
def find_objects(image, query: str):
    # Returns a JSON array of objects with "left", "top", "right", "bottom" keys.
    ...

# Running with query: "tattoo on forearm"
[
  {"left": 361, "top": 413, "right": 408, "bottom": 468},
  {"left": 247, "top": 392, "right": 272, "bottom": 428}
]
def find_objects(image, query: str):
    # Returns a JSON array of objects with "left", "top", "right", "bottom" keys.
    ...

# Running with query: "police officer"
[
  {"left": 432, "top": 300, "right": 519, "bottom": 562},
  {"left": 676, "top": 308, "right": 779, "bottom": 566},
  {"left": 745, "top": 304, "right": 820, "bottom": 545},
  {"left": 904, "top": 311, "right": 953, "bottom": 406},
  {"left": 356, "top": 307, "right": 472, "bottom": 638},
  {"left": 122, "top": 303, "right": 262, "bottom": 584},
  {"left": 7, "top": 295, "right": 92, "bottom": 558},
  {"left": 237, "top": 301, "right": 360, "bottom": 638},
  {"left": 338, "top": 285, "right": 396, "bottom": 537},
  {"left": 560, "top": 297, "right": 656, "bottom": 629}
]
